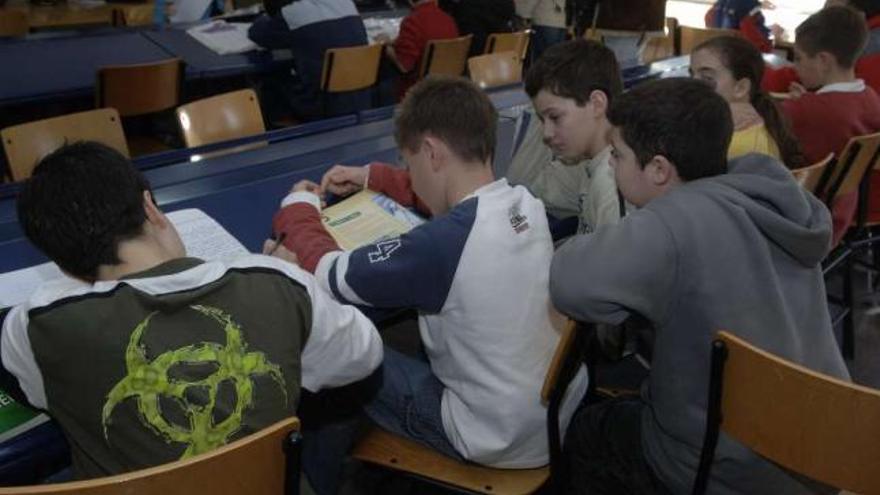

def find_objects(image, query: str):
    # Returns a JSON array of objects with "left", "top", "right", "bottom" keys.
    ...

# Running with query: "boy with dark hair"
[
  {"left": 272, "top": 76, "right": 587, "bottom": 476},
  {"left": 781, "top": 5, "right": 880, "bottom": 246},
  {"left": 551, "top": 78, "right": 848, "bottom": 495},
  {"left": 507, "top": 39, "right": 623, "bottom": 235},
  {"left": 0, "top": 142, "right": 382, "bottom": 478}
]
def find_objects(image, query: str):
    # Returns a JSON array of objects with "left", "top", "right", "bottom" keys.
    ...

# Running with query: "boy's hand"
[
  {"left": 321, "top": 165, "right": 367, "bottom": 197},
  {"left": 262, "top": 239, "right": 300, "bottom": 265},
  {"left": 788, "top": 81, "right": 807, "bottom": 99},
  {"left": 291, "top": 179, "right": 322, "bottom": 195},
  {"left": 374, "top": 33, "right": 391, "bottom": 44}
]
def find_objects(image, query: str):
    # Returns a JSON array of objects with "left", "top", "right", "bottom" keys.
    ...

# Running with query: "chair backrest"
[
  {"left": 0, "top": 417, "right": 301, "bottom": 495},
  {"left": 679, "top": 26, "right": 740, "bottom": 54},
  {"left": 112, "top": 3, "right": 154, "bottom": 26},
  {"left": 320, "top": 44, "right": 383, "bottom": 93},
  {"left": 418, "top": 35, "right": 473, "bottom": 79},
  {"left": 642, "top": 17, "right": 678, "bottom": 63},
  {"left": 176, "top": 89, "right": 266, "bottom": 148},
  {"left": 467, "top": 51, "right": 522, "bottom": 90},
  {"left": 695, "top": 331, "right": 880, "bottom": 495},
  {"left": 0, "top": 10, "right": 29, "bottom": 37},
  {"left": 484, "top": 30, "right": 530, "bottom": 61},
  {"left": 97, "top": 58, "right": 183, "bottom": 117},
  {"left": 821, "top": 132, "right": 880, "bottom": 206},
  {"left": 540, "top": 319, "right": 580, "bottom": 405},
  {"left": 1, "top": 108, "right": 129, "bottom": 181},
  {"left": 792, "top": 152, "right": 833, "bottom": 195}
]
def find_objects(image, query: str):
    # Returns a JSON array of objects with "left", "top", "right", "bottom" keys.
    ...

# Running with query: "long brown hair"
[{"left": 695, "top": 35, "right": 805, "bottom": 168}]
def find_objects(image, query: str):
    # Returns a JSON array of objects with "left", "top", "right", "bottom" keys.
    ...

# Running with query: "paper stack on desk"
[
  {"left": 321, "top": 191, "right": 425, "bottom": 251},
  {"left": 186, "top": 20, "right": 261, "bottom": 55}
]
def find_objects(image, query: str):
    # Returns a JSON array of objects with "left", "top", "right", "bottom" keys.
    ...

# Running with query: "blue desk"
[
  {"left": 0, "top": 31, "right": 172, "bottom": 106},
  {"left": 141, "top": 28, "right": 294, "bottom": 79}
]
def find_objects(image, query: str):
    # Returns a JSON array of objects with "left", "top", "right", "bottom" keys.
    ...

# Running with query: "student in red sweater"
[
  {"left": 376, "top": 0, "right": 459, "bottom": 98},
  {"left": 782, "top": 6, "right": 880, "bottom": 247},
  {"left": 763, "top": 0, "right": 880, "bottom": 93}
]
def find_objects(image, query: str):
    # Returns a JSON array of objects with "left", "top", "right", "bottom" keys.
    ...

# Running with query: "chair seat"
[{"left": 350, "top": 427, "right": 549, "bottom": 495}]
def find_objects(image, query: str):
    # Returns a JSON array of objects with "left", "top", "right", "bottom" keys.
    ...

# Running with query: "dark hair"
[
  {"left": 695, "top": 35, "right": 805, "bottom": 168},
  {"left": 17, "top": 141, "right": 150, "bottom": 281},
  {"left": 607, "top": 78, "right": 732, "bottom": 180},
  {"left": 848, "top": 0, "right": 880, "bottom": 18},
  {"left": 395, "top": 76, "right": 497, "bottom": 164},
  {"left": 796, "top": 6, "right": 868, "bottom": 68},
  {"left": 524, "top": 39, "right": 623, "bottom": 105}
]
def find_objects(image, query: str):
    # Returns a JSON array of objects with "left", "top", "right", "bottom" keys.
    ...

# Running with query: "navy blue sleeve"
[
  {"left": 248, "top": 14, "right": 293, "bottom": 49},
  {"left": 0, "top": 309, "right": 31, "bottom": 407},
  {"left": 327, "top": 198, "right": 478, "bottom": 313}
]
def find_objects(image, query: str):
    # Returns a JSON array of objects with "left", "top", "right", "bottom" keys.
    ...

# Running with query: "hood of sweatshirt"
[{"left": 686, "top": 153, "right": 832, "bottom": 267}]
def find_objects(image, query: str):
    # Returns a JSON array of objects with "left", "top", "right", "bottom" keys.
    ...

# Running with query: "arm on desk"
[
  {"left": 366, "top": 162, "right": 432, "bottom": 215},
  {"left": 0, "top": 309, "right": 41, "bottom": 409},
  {"left": 247, "top": 14, "right": 292, "bottom": 49}
]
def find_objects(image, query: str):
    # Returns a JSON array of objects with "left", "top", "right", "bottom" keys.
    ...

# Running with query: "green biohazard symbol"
[{"left": 102, "top": 305, "right": 287, "bottom": 459}]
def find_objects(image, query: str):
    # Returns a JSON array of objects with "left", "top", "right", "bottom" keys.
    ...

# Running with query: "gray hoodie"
[{"left": 550, "top": 154, "right": 850, "bottom": 494}]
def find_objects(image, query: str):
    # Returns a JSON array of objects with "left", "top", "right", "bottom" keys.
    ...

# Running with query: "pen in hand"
[{"left": 268, "top": 232, "right": 287, "bottom": 256}]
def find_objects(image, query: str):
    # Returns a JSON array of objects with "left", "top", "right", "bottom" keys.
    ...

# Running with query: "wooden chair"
[
  {"left": 176, "top": 89, "right": 266, "bottom": 151},
  {"left": 96, "top": 58, "right": 183, "bottom": 156},
  {"left": 1, "top": 108, "right": 129, "bottom": 181},
  {"left": 484, "top": 30, "right": 530, "bottom": 61},
  {"left": 319, "top": 43, "right": 382, "bottom": 115},
  {"left": 0, "top": 10, "right": 28, "bottom": 36},
  {"left": 112, "top": 3, "right": 154, "bottom": 26},
  {"left": 792, "top": 152, "right": 833, "bottom": 195},
  {"left": 678, "top": 26, "right": 741, "bottom": 55},
  {"left": 0, "top": 417, "right": 302, "bottom": 495},
  {"left": 468, "top": 51, "right": 522, "bottom": 90},
  {"left": 641, "top": 17, "right": 678, "bottom": 64},
  {"left": 418, "top": 35, "right": 473, "bottom": 79},
  {"left": 692, "top": 331, "right": 880, "bottom": 495},
  {"left": 96, "top": 58, "right": 183, "bottom": 117},
  {"left": 351, "top": 320, "right": 592, "bottom": 495}
]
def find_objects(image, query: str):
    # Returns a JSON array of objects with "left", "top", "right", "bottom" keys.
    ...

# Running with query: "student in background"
[
  {"left": 691, "top": 35, "right": 804, "bottom": 167},
  {"left": 705, "top": 0, "right": 774, "bottom": 52},
  {"left": 375, "top": 0, "right": 459, "bottom": 98},
  {"left": 248, "top": 0, "right": 369, "bottom": 121},
  {"left": 441, "top": 0, "right": 516, "bottom": 56},
  {"left": 507, "top": 39, "right": 623, "bottom": 235},
  {"left": 552, "top": 78, "right": 847, "bottom": 495},
  {"left": 0, "top": 142, "right": 382, "bottom": 479},
  {"left": 515, "top": 0, "right": 566, "bottom": 61},
  {"left": 781, "top": 6, "right": 880, "bottom": 247},
  {"left": 272, "top": 76, "right": 587, "bottom": 493},
  {"left": 764, "top": 0, "right": 880, "bottom": 94}
]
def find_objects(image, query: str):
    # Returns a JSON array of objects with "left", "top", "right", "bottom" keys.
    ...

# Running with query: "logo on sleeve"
[
  {"left": 508, "top": 205, "right": 530, "bottom": 234},
  {"left": 368, "top": 238, "right": 402, "bottom": 263}
]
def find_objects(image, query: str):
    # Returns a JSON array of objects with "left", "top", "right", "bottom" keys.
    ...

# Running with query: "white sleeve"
[{"left": 298, "top": 272, "right": 383, "bottom": 391}]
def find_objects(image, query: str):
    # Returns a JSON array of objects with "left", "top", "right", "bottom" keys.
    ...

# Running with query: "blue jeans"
[
  {"left": 363, "top": 347, "right": 461, "bottom": 460},
  {"left": 300, "top": 346, "right": 460, "bottom": 495},
  {"left": 531, "top": 25, "right": 567, "bottom": 63}
]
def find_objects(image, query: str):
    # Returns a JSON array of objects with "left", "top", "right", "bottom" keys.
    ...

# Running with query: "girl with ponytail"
[{"left": 690, "top": 35, "right": 805, "bottom": 168}]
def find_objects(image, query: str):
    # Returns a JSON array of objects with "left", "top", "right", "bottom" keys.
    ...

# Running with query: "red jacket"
[
  {"left": 393, "top": 1, "right": 459, "bottom": 97},
  {"left": 763, "top": 15, "right": 880, "bottom": 93}
]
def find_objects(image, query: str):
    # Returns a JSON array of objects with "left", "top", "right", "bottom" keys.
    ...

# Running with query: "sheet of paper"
[
  {"left": 0, "top": 209, "right": 247, "bottom": 308},
  {"left": 186, "top": 20, "right": 261, "bottom": 55},
  {"left": 363, "top": 17, "right": 401, "bottom": 43},
  {"left": 321, "top": 191, "right": 424, "bottom": 251}
]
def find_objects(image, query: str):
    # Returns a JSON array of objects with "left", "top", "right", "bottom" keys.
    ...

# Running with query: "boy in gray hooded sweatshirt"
[{"left": 551, "top": 78, "right": 850, "bottom": 495}]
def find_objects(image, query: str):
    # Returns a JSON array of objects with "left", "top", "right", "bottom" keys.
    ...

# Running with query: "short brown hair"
[
  {"left": 394, "top": 76, "right": 497, "bottom": 164},
  {"left": 795, "top": 6, "right": 868, "bottom": 68},
  {"left": 524, "top": 39, "right": 623, "bottom": 106}
]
